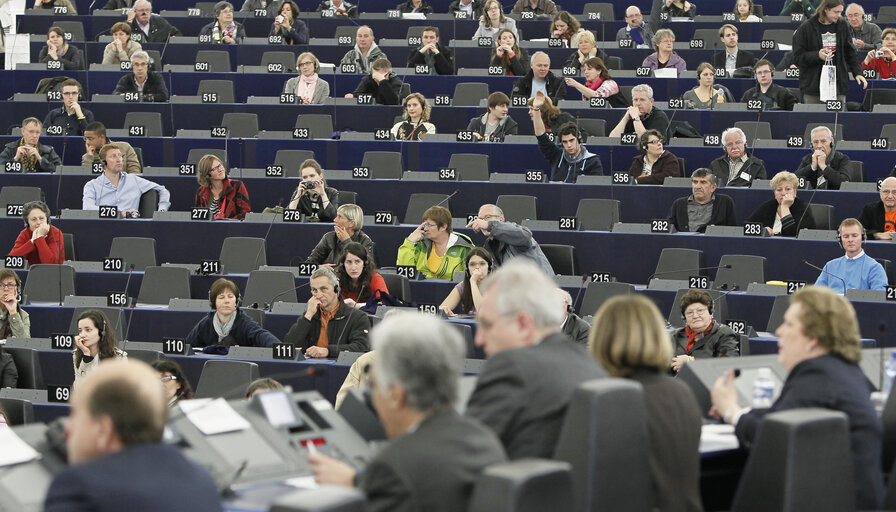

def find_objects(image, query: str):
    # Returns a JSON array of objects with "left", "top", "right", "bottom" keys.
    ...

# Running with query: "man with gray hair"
[
  {"left": 557, "top": 288, "right": 589, "bottom": 345},
  {"left": 467, "top": 203, "right": 554, "bottom": 276},
  {"left": 466, "top": 260, "right": 606, "bottom": 458},
  {"left": 609, "top": 83, "right": 669, "bottom": 137},
  {"left": 127, "top": 0, "right": 181, "bottom": 43},
  {"left": 309, "top": 312, "right": 506, "bottom": 510},
  {"left": 846, "top": 3, "right": 881, "bottom": 51},
  {"left": 795, "top": 125, "right": 852, "bottom": 190},
  {"left": 112, "top": 51, "right": 169, "bottom": 102},
  {"left": 511, "top": 51, "right": 566, "bottom": 104},
  {"left": 668, "top": 168, "right": 737, "bottom": 233},
  {"left": 708, "top": 126, "right": 767, "bottom": 187}
]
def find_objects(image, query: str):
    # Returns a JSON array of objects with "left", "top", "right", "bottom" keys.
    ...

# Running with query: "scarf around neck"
[{"left": 213, "top": 311, "right": 237, "bottom": 342}]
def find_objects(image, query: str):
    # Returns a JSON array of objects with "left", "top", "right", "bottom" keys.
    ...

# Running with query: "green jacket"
[{"left": 396, "top": 232, "right": 474, "bottom": 280}]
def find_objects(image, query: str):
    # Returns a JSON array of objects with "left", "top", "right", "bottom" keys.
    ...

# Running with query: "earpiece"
[
  {"left": 836, "top": 225, "right": 866, "bottom": 249},
  {"left": 99, "top": 317, "right": 107, "bottom": 339}
]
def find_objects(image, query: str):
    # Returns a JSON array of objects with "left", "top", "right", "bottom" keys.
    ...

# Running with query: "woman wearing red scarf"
[
  {"left": 193, "top": 154, "right": 251, "bottom": 220},
  {"left": 670, "top": 289, "right": 739, "bottom": 372}
]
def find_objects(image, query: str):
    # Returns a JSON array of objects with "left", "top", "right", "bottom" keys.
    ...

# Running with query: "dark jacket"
[
  {"left": 351, "top": 74, "right": 404, "bottom": 105},
  {"left": 37, "top": 45, "right": 84, "bottom": 70},
  {"left": 671, "top": 321, "right": 739, "bottom": 358},
  {"left": 448, "top": 0, "right": 484, "bottom": 19},
  {"left": 561, "top": 313, "right": 590, "bottom": 345},
  {"left": 296, "top": 186, "right": 339, "bottom": 222},
  {"left": 537, "top": 133, "right": 602, "bottom": 183},
  {"left": 668, "top": 193, "right": 737, "bottom": 233},
  {"left": 746, "top": 196, "right": 816, "bottom": 237},
  {"left": 315, "top": 0, "right": 358, "bottom": 17},
  {"left": 712, "top": 49, "right": 757, "bottom": 72},
  {"left": 186, "top": 309, "right": 279, "bottom": 348},
  {"left": 708, "top": 154, "right": 767, "bottom": 187},
  {"left": 792, "top": 16, "right": 862, "bottom": 96},
  {"left": 0, "top": 350, "right": 17, "bottom": 388},
  {"left": 199, "top": 21, "right": 247, "bottom": 43},
  {"left": 0, "top": 140, "right": 62, "bottom": 173},
  {"left": 466, "top": 113, "right": 518, "bottom": 142},
  {"left": 512, "top": 69, "right": 566, "bottom": 105},
  {"left": 740, "top": 83, "right": 798, "bottom": 111},
  {"left": 627, "top": 150, "right": 679, "bottom": 185},
  {"left": 194, "top": 178, "right": 251, "bottom": 220},
  {"left": 858, "top": 201, "right": 893, "bottom": 238},
  {"left": 241, "top": 0, "right": 282, "bottom": 14},
  {"left": 113, "top": 72, "right": 169, "bottom": 102},
  {"left": 563, "top": 49, "right": 609, "bottom": 74},
  {"left": 490, "top": 47, "right": 529, "bottom": 76},
  {"left": 308, "top": 229, "right": 376, "bottom": 266},
  {"left": 284, "top": 301, "right": 370, "bottom": 357},
  {"left": 661, "top": 2, "right": 695, "bottom": 17},
  {"left": 130, "top": 15, "right": 182, "bottom": 43},
  {"left": 735, "top": 355, "right": 884, "bottom": 509},
  {"left": 43, "top": 107, "right": 94, "bottom": 136},
  {"left": 396, "top": 0, "right": 433, "bottom": 14},
  {"left": 795, "top": 150, "right": 851, "bottom": 190},
  {"left": 269, "top": 19, "right": 308, "bottom": 45},
  {"left": 406, "top": 43, "right": 454, "bottom": 75}
]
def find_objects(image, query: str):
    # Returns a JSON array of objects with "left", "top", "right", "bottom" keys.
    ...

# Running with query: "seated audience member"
[
  {"left": 440, "top": 248, "right": 493, "bottom": 315},
  {"left": 710, "top": 286, "right": 884, "bottom": 509},
  {"left": 511, "top": 0, "right": 556, "bottom": 15},
  {"left": 562, "top": 31, "right": 607, "bottom": 75},
  {"left": 246, "top": 377, "right": 284, "bottom": 398},
  {"left": 128, "top": 0, "right": 182, "bottom": 43},
  {"left": 713, "top": 24, "right": 758, "bottom": 75},
  {"left": 150, "top": 359, "right": 193, "bottom": 408},
  {"left": 512, "top": 52, "right": 566, "bottom": 104},
  {"left": 0, "top": 269, "right": 30, "bottom": 340},
  {"left": 407, "top": 26, "right": 453, "bottom": 75},
  {"left": 82, "top": 122, "right": 141, "bottom": 174},
  {"left": 858, "top": 176, "right": 896, "bottom": 240},
  {"left": 284, "top": 267, "right": 371, "bottom": 358},
  {"left": 795, "top": 126, "right": 851, "bottom": 190},
  {"left": 466, "top": 261, "right": 605, "bottom": 458},
  {"left": 186, "top": 278, "right": 279, "bottom": 348},
  {"left": 780, "top": 0, "right": 818, "bottom": 16},
  {"left": 337, "top": 242, "right": 389, "bottom": 308},
  {"left": 662, "top": 0, "right": 695, "bottom": 17},
  {"left": 642, "top": 29, "right": 686, "bottom": 73},
  {"left": 708, "top": 127, "right": 767, "bottom": 187},
  {"left": 489, "top": 29, "right": 529, "bottom": 76},
  {"left": 616, "top": 5, "right": 657, "bottom": 49},
  {"left": 283, "top": 52, "right": 330, "bottom": 104},
  {"left": 746, "top": 171, "right": 815, "bottom": 236},
  {"left": 345, "top": 58, "right": 403, "bottom": 105},
  {"left": 528, "top": 93, "right": 579, "bottom": 135},
  {"left": 530, "top": 93, "right": 602, "bottom": 182},
  {"left": 73, "top": 310, "right": 127, "bottom": 383},
  {"left": 671, "top": 289, "right": 739, "bottom": 373},
  {"left": 241, "top": 0, "right": 280, "bottom": 15},
  {"left": 628, "top": 129, "right": 679, "bottom": 184},
  {"left": 740, "top": 59, "right": 798, "bottom": 111},
  {"left": 392, "top": 93, "right": 436, "bottom": 140},
  {"left": 194, "top": 154, "right": 250, "bottom": 220},
  {"left": 0, "top": 118, "right": 62, "bottom": 173},
  {"left": 339, "top": 26, "right": 384, "bottom": 74},
  {"left": 550, "top": 11, "right": 586, "bottom": 47},
  {"left": 103, "top": 0, "right": 137, "bottom": 10},
  {"left": 102, "top": 22, "right": 142, "bottom": 65},
  {"left": 862, "top": 27, "right": 896, "bottom": 78},
  {"left": 316, "top": 0, "right": 358, "bottom": 17},
  {"left": 449, "top": 0, "right": 484, "bottom": 19},
  {"left": 815, "top": 218, "right": 887, "bottom": 293},
  {"left": 82, "top": 144, "right": 171, "bottom": 217},
  {"left": 669, "top": 169, "right": 737, "bottom": 233},
  {"left": 43, "top": 79, "right": 93, "bottom": 136},
  {"left": 270, "top": 0, "right": 307, "bottom": 44},
  {"left": 609, "top": 84, "right": 669, "bottom": 137},
  {"left": 334, "top": 351, "right": 374, "bottom": 409},
  {"left": 396, "top": 0, "right": 433, "bottom": 14},
  {"left": 0, "top": 342, "right": 17, "bottom": 388},
  {"left": 682, "top": 63, "right": 734, "bottom": 109},
  {"left": 9, "top": 200, "right": 65, "bottom": 264},
  {"left": 288, "top": 159, "right": 339, "bottom": 222},
  {"left": 34, "top": 0, "right": 77, "bottom": 13},
  {"left": 113, "top": 51, "right": 169, "bottom": 102},
  {"left": 38, "top": 26, "right": 84, "bottom": 70},
  {"left": 467, "top": 204, "right": 554, "bottom": 275},
  {"left": 307, "top": 204, "right": 375, "bottom": 267},
  {"left": 847, "top": 3, "right": 881, "bottom": 51},
  {"left": 309, "top": 313, "right": 506, "bottom": 510},
  {"left": 397, "top": 206, "right": 474, "bottom": 279},
  {"left": 466, "top": 91, "right": 518, "bottom": 141},
  {"left": 473, "top": 0, "right": 518, "bottom": 42},
  {"left": 558, "top": 288, "right": 589, "bottom": 345},
  {"left": 734, "top": 0, "right": 761, "bottom": 21},
  {"left": 199, "top": 1, "right": 246, "bottom": 44},
  {"left": 43, "top": 361, "right": 222, "bottom": 512},
  {"left": 590, "top": 295, "right": 702, "bottom": 511}
]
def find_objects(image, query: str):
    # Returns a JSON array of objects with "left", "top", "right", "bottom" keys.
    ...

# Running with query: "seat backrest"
[
  {"left": 539, "top": 244, "right": 576, "bottom": 276},
  {"left": 109, "top": 237, "right": 157, "bottom": 271},
  {"left": 334, "top": 25, "right": 356, "bottom": 44},
  {"left": 195, "top": 51, "right": 232, "bottom": 73},
  {"left": 862, "top": 89, "right": 896, "bottom": 111},
  {"left": 124, "top": 112, "right": 163, "bottom": 137},
  {"left": 766, "top": 294, "right": 790, "bottom": 332},
  {"left": 0, "top": 397, "right": 35, "bottom": 425},
  {"left": 579, "top": 281, "right": 633, "bottom": 317},
  {"left": 577, "top": 118, "right": 606, "bottom": 138},
  {"left": 360, "top": 151, "right": 403, "bottom": 180},
  {"left": 808, "top": 203, "right": 834, "bottom": 230},
  {"left": 243, "top": 270, "right": 298, "bottom": 308},
  {"left": 762, "top": 29, "right": 795, "bottom": 46},
  {"left": 496, "top": 195, "right": 537, "bottom": 224},
  {"left": 653, "top": 247, "right": 705, "bottom": 281},
  {"left": 448, "top": 153, "right": 490, "bottom": 181},
  {"left": 469, "top": 459, "right": 575, "bottom": 512},
  {"left": 4, "top": 347, "right": 44, "bottom": 389},
  {"left": 880, "top": 5, "right": 896, "bottom": 22},
  {"left": 137, "top": 266, "right": 191, "bottom": 305},
  {"left": 876, "top": 258, "right": 894, "bottom": 285},
  {"left": 145, "top": 49, "right": 162, "bottom": 71},
  {"left": 197, "top": 79, "right": 235, "bottom": 103},
  {"left": 379, "top": 272, "right": 412, "bottom": 302},
  {"left": 195, "top": 360, "right": 261, "bottom": 399},
  {"left": 575, "top": 198, "right": 620, "bottom": 231},
  {"left": 261, "top": 51, "right": 296, "bottom": 73},
  {"left": 714, "top": 255, "right": 768, "bottom": 291},
  {"left": 667, "top": 288, "right": 729, "bottom": 328},
  {"left": 734, "top": 121, "right": 773, "bottom": 145},
  {"left": 581, "top": 2, "right": 614, "bottom": 19},
  {"left": 295, "top": 114, "right": 335, "bottom": 140},
  {"left": 554, "top": 378, "right": 652, "bottom": 512},
  {"left": 23, "top": 264, "right": 75, "bottom": 303},
  {"left": 404, "top": 193, "right": 449, "bottom": 224},
  {"left": 220, "top": 237, "right": 267, "bottom": 274},
  {"left": 452, "top": 82, "right": 489, "bottom": 107},
  {"left": 63, "top": 232, "right": 75, "bottom": 261},
  {"left": 56, "top": 21, "right": 85, "bottom": 41},
  {"left": 275, "top": 150, "right": 316, "bottom": 178},
  {"left": 847, "top": 161, "right": 865, "bottom": 182},
  {"left": 68, "top": 307, "right": 128, "bottom": 341},
  {"left": 339, "top": 191, "right": 358, "bottom": 206},
  {"left": 691, "top": 28, "right": 719, "bottom": 45},
  {"left": 604, "top": 55, "right": 622, "bottom": 70},
  {"left": 0, "top": 186, "right": 42, "bottom": 212},
  {"left": 731, "top": 409, "right": 854, "bottom": 512},
  {"left": 222, "top": 113, "right": 260, "bottom": 138},
  {"left": 187, "top": 148, "right": 227, "bottom": 169}
]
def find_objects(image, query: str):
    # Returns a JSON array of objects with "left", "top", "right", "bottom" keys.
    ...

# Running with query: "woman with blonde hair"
[
  {"left": 391, "top": 92, "right": 436, "bottom": 140},
  {"left": 283, "top": 52, "right": 330, "bottom": 104}
]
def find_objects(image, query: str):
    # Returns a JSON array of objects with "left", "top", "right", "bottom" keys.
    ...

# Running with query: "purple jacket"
[{"left": 641, "top": 52, "right": 687, "bottom": 73}]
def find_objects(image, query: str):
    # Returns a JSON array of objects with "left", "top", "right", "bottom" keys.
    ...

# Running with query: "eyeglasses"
[
  {"left": 0, "top": 283, "right": 18, "bottom": 290},
  {"left": 684, "top": 308, "right": 709, "bottom": 318},
  {"left": 725, "top": 140, "right": 745, "bottom": 147},
  {"left": 211, "top": 163, "right": 226, "bottom": 172},
  {"left": 479, "top": 214, "right": 500, "bottom": 220},
  {"left": 646, "top": 139, "right": 663, "bottom": 145},
  {"left": 881, "top": 189, "right": 896, "bottom": 196},
  {"left": 422, "top": 222, "right": 438, "bottom": 229},
  {"left": 299, "top": 61, "right": 315, "bottom": 67},
  {"left": 160, "top": 375, "right": 177, "bottom": 382}
]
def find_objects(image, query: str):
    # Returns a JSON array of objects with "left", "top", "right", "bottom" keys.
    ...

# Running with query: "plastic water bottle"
[
  {"left": 752, "top": 367, "right": 776, "bottom": 408},
  {"left": 884, "top": 352, "right": 896, "bottom": 397}
]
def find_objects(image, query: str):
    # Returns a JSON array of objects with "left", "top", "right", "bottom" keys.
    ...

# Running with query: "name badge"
[
  {"left": 817, "top": 176, "right": 826, "bottom": 187},
  {"left": 739, "top": 172, "right": 751, "bottom": 182}
]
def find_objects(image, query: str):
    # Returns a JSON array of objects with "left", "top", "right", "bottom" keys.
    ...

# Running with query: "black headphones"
[
  {"left": 208, "top": 287, "right": 242, "bottom": 309},
  {"left": 680, "top": 297, "right": 713, "bottom": 318},
  {"left": 639, "top": 131, "right": 665, "bottom": 152},
  {"left": 99, "top": 316, "right": 107, "bottom": 339},
  {"left": 837, "top": 223, "right": 866, "bottom": 249}
]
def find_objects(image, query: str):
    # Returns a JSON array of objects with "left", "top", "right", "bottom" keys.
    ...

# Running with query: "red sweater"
[
  {"left": 194, "top": 178, "right": 251, "bottom": 220},
  {"left": 9, "top": 225, "right": 65, "bottom": 264},
  {"left": 862, "top": 57, "right": 896, "bottom": 79},
  {"left": 341, "top": 272, "right": 389, "bottom": 303}
]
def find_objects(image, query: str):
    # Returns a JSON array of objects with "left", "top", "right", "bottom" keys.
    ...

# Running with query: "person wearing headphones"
[
  {"left": 858, "top": 176, "right": 896, "bottom": 240},
  {"left": 814, "top": 218, "right": 888, "bottom": 294},
  {"left": 150, "top": 359, "right": 193, "bottom": 408},
  {"left": 795, "top": 125, "right": 852, "bottom": 190},
  {"left": 198, "top": 1, "right": 246, "bottom": 44},
  {"left": 0, "top": 269, "right": 30, "bottom": 340},
  {"left": 73, "top": 310, "right": 127, "bottom": 384},
  {"left": 283, "top": 52, "right": 330, "bottom": 104},
  {"left": 406, "top": 26, "right": 453, "bottom": 75},
  {"left": 740, "top": 59, "right": 798, "bottom": 111},
  {"left": 707, "top": 127, "right": 767, "bottom": 187},
  {"left": 337, "top": 242, "right": 389, "bottom": 308},
  {"left": 391, "top": 93, "right": 436, "bottom": 140},
  {"left": 668, "top": 168, "right": 737, "bottom": 233},
  {"left": 530, "top": 91, "right": 602, "bottom": 183},
  {"left": 439, "top": 247, "right": 492, "bottom": 315},
  {"left": 9, "top": 200, "right": 65, "bottom": 264},
  {"left": 627, "top": 129, "right": 679, "bottom": 184},
  {"left": 82, "top": 144, "right": 170, "bottom": 217},
  {"left": 186, "top": 278, "right": 280, "bottom": 348},
  {"left": 557, "top": 288, "right": 589, "bottom": 345},
  {"left": 112, "top": 51, "right": 169, "bottom": 102},
  {"left": 284, "top": 267, "right": 371, "bottom": 359},
  {"left": 397, "top": 206, "right": 474, "bottom": 280},
  {"left": 670, "top": 289, "right": 740, "bottom": 373}
]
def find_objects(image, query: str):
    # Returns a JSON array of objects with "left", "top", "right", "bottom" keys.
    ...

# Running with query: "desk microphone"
[
  {"left": 116, "top": 264, "right": 136, "bottom": 340},
  {"left": 571, "top": 274, "right": 588, "bottom": 315},
  {"left": 434, "top": 189, "right": 459, "bottom": 209},
  {"left": 262, "top": 279, "right": 312, "bottom": 312},
  {"left": 803, "top": 259, "right": 846, "bottom": 293},
  {"left": 647, "top": 264, "right": 730, "bottom": 283}
]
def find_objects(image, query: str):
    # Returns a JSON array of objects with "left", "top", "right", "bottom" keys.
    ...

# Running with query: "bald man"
[
  {"left": 44, "top": 361, "right": 221, "bottom": 512},
  {"left": 858, "top": 176, "right": 896, "bottom": 240}
]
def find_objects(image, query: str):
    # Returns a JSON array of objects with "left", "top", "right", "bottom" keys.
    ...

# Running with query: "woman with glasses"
[
  {"left": 0, "top": 269, "right": 25, "bottom": 388},
  {"left": 642, "top": 28, "right": 686, "bottom": 72},
  {"left": 627, "top": 129, "right": 680, "bottom": 184},
  {"left": 670, "top": 289, "right": 739, "bottom": 373},
  {"left": 193, "top": 154, "right": 251, "bottom": 220},
  {"left": 397, "top": 206, "right": 473, "bottom": 280},
  {"left": 473, "top": 0, "right": 518, "bottom": 43},
  {"left": 9, "top": 200, "right": 65, "bottom": 264},
  {"left": 283, "top": 52, "right": 330, "bottom": 104},
  {"left": 151, "top": 359, "right": 193, "bottom": 408},
  {"left": 199, "top": 1, "right": 246, "bottom": 44}
]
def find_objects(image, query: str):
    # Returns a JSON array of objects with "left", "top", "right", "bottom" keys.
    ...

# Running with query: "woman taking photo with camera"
[{"left": 287, "top": 159, "right": 339, "bottom": 222}]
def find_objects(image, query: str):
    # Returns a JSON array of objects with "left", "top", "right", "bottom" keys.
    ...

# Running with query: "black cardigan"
[
  {"left": 746, "top": 196, "right": 816, "bottom": 236},
  {"left": 113, "top": 72, "right": 169, "bottom": 102},
  {"left": 668, "top": 193, "right": 737, "bottom": 233},
  {"left": 857, "top": 201, "right": 893, "bottom": 238}
]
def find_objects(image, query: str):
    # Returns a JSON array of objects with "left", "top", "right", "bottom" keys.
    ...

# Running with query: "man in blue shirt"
[
  {"left": 814, "top": 218, "right": 888, "bottom": 293},
  {"left": 82, "top": 144, "right": 170, "bottom": 217}
]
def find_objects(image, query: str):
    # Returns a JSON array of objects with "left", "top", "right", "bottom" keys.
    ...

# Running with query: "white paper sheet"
[
  {"left": 0, "top": 428, "right": 41, "bottom": 467},
  {"left": 179, "top": 398, "right": 251, "bottom": 435}
]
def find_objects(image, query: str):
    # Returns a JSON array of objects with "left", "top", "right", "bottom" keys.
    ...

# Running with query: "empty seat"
[
  {"left": 380, "top": 272, "right": 412, "bottom": 302},
  {"left": 581, "top": 2, "right": 614, "bottom": 18},
  {"left": 55, "top": 21, "right": 85, "bottom": 41},
  {"left": 540, "top": 244, "right": 576, "bottom": 275},
  {"left": 579, "top": 282, "right": 634, "bottom": 317},
  {"left": 404, "top": 193, "right": 450, "bottom": 224},
  {"left": 652, "top": 248, "right": 705, "bottom": 282},
  {"left": 766, "top": 294, "right": 790, "bottom": 332},
  {"left": 468, "top": 459, "right": 575, "bottom": 512},
  {"left": 847, "top": 161, "right": 865, "bottom": 182},
  {"left": 0, "top": 186, "right": 42, "bottom": 213},
  {"left": 295, "top": 114, "right": 334, "bottom": 139},
  {"left": 197, "top": 79, "right": 235, "bottom": 103},
  {"left": 137, "top": 266, "right": 191, "bottom": 305},
  {"left": 862, "top": 89, "right": 896, "bottom": 111},
  {"left": 808, "top": 204, "right": 835, "bottom": 230},
  {"left": 339, "top": 191, "right": 358, "bottom": 206},
  {"left": 453, "top": 82, "right": 489, "bottom": 107},
  {"left": 713, "top": 255, "right": 768, "bottom": 291},
  {"left": 496, "top": 195, "right": 537, "bottom": 224},
  {"left": 243, "top": 270, "right": 298, "bottom": 308},
  {"left": 23, "top": 264, "right": 75, "bottom": 303},
  {"left": 360, "top": 151, "right": 403, "bottom": 180},
  {"left": 108, "top": 237, "right": 157, "bottom": 271},
  {"left": 221, "top": 113, "right": 260, "bottom": 138},
  {"left": 448, "top": 153, "right": 490, "bottom": 181},
  {"left": 139, "top": 190, "right": 158, "bottom": 219},
  {"left": 63, "top": 232, "right": 75, "bottom": 261},
  {"left": 577, "top": 118, "right": 606, "bottom": 138},
  {"left": 761, "top": 29, "right": 795, "bottom": 46},
  {"left": 879, "top": 6, "right": 896, "bottom": 23},
  {"left": 124, "top": 112, "right": 163, "bottom": 137},
  {"left": 4, "top": 347, "right": 44, "bottom": 389},
  {"left": 195, "top": 51, "right": 231, "bottom": 73},
  {"left": 194, "top": 360, "right": 260, "bottom": 399},
  {"left": 575, "top": 199, "right": 620, "bottom": 231},
  {"left": 0, "top": 398, "right": 34, "bottom": 425},
  {"left": 334, "top": 25, "right": 356, "bottom": 44},
  {"left": 274, "top": 150, "right": 316, "bottom": 177},
  {"left": 734, "top": 121, "right": 773, "bottom": 145},
  {"left": 220, "top": 237, "right": 267, "bottom": 274},
  {"left": 187, "top": 148, "right": 227, "bottom": 169},
  {"left": 691, "top": 28, "right": 719, "bottom": 44},
  {"left": 261, "top": 51, "right": 296, "bottom": 73}
]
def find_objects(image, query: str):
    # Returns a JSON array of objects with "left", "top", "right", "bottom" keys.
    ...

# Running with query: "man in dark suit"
[
  {"left": 128, "top": 0, "right": 182, "bottom": 43},
  {"left": 712, "top": 24, "right": 757, "bottom": 76},
  {"left": 309, "top": 312, "right": 506, "bottom": 512},
  {"left": 668, "top": 168, "right": 737, "bottom": 233},
  {"left": 466, "top": 260, "right": 606, "bottom": 459},
  {"left": 43, "top": 360, "right": 221, "bottom": 512},
  {"left": 858, "top": 176, "right": 896, "bottom": 240}
]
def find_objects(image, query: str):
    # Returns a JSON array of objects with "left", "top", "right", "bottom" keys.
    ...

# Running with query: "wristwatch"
[{"left": 631, "top": 115, "right": 641, "bottom": 121}]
